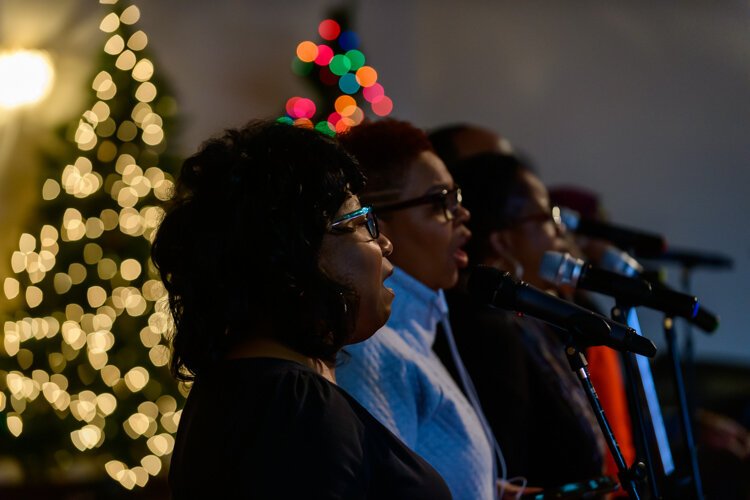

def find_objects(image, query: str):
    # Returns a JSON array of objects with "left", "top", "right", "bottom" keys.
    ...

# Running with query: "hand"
[{"left": 497, "top": 478, "right": 543, "bottom": 499}]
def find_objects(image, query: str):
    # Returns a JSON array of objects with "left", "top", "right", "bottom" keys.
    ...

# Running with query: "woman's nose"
[
  {"left": 379, "top": 233, "right": 393, "bottom": 257},
  {"left": 454, "top": 204, "right": 471, "bottom": 225}
]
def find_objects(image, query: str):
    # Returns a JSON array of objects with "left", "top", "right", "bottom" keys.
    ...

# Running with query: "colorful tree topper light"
[{"left": 282, "top": 17, "right": 393, "bottom": 135}]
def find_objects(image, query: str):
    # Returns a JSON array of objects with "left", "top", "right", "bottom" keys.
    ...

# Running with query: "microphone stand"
[
  {"left": 663, "top": 316, "right": 704, "bottom": 500},
  {"left": 678, "top": 266, "right": 698, "bottom": 435},
  {"left": 611, "top": 304, "right": 660, "bottom": 500},
  {"left": 565, "top": 314, "right": 644, "bottom": 500}
]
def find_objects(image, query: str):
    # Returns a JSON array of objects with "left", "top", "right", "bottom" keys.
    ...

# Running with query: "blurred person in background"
[
  {"left": 548, "top": 184, "right": 750, "bottom": 499},
  {"left": 440, "top": 149, "right": 612, "bottom": 490},
  {"left": 430, "top": 124, "right": 635, "bottom": 486}
]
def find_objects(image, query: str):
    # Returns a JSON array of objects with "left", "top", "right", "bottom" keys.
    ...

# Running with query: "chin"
[
  {"left": 440, "top": 268, "right": 460, "bottom": 290},
  {"left": 350, "top": 313, "right": 389, "bottom": 345},
  {"left": 348, "top": 328, "right": 376, "bottom": 345}
]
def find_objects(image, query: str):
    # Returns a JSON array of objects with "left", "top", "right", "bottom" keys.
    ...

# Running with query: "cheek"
[
  {"left": 344, "top": 245, "right": 384, "bottom": 292},
  {"left": 532, "top": 225, "right": 558, "bottom": 251},
  {"left": 319, "top": 239, "right": 363, "bottom": 287}
]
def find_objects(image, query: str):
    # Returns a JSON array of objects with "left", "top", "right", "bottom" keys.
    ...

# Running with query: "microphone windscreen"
[
  {"left": 539, "top": 251, "right": 565, "bottom": 284},
  {"left": 692, "top": 305, "right": 720, "bottom": 334},
  {"left": 600, "top": 247, "right": 643, "bottom": 276}
]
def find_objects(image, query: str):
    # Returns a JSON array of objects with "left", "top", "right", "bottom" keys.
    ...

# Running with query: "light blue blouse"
[{"left": 337, "top": 267, "right": 496, "bottom": 500}]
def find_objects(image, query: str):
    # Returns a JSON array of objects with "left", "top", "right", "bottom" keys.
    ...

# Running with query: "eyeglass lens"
[
  {"left": 443, "top": 188, "right": 462, "bottom": 221},
  {"left": 366, "top": 210, "right": 379, "bottom": 239}
]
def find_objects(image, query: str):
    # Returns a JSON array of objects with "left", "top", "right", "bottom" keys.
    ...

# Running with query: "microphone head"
[
  {"left": 558, "top": 207, "right": 581, "bottom": 231},
  {"left": 560, "top": 208, "right": 667, "bottom": 257},
  {"left": 540, "top": 251, "right": 583, "bottom": 287},
  {"left": 467, "top": 265, "right": 516, "bottom": 309},
  {"left": 645, "top": 247, "right": 734, "bottom": 270},
  {"left": 693, "top": 304, "right": 720, "bottom": 334},
  {"left": 600, "top": 247, "right": 643, "bottom": 277},
  {"left": 539, "top": 251, "right": 565, "bottom": 285}
]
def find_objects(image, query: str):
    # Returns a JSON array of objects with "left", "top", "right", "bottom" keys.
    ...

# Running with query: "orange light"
[
  {"left": 296, "top": 41, "right": 318, "bottom": 63},
  {"left": 355, "top": 66, "right": 377, "bottom": 88}
]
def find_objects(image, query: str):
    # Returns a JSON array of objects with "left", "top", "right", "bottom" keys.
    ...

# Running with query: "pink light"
[
  {"left": 371, "top": 96, "right": 393, "bottom": 116},
  {"left": 285, "top": 97, "right": 301, "bottom": 117},
  {"left": 293, "top": 98, "right": 316, "bottom": 119},
  {"left": 328, "top": 111, "right": 342, "bottom": 125},
  {"left": 362, "top": 83, "right": 384, "bottom": 103},
  {"left": 314, "top": 44, "right": 334, "bottom": 66}
]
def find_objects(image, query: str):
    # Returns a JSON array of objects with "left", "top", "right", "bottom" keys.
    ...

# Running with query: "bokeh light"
[
  {"left": 1, "top": 1, "right": 183, "bottom": 491},
  {"left": 280, "top": 18, "right": 394, "bottom": 132},
  {"left": 338, "top": 73, "right": 360, "bottom": 95},
  {"left": 371, "top": 95, "right": 393, "bottom": 116},
  {"left": 296, "top": 41, "right": 318, "bottom": 63},
  {"left": 328, "top": 54, "right": 351, "bottom": 76},
  {"left": 345, "top": 50, "right": 365, "bottom": 70},
  {"left": 355, "top": 66, "right": 377, "bottom": 87},
  {"left": 318, "top": 19, "right": 341, "bottom": 41},
  {"left": 334, "top": 95, "right": 357, "bottom": 116},
  {"left": 285, "top": 97, "right": 316, "bottom": 119},
  {"left": 291, "top": 57, "right": 313, "bottom": 76},
  {"left": 338, "top": 31, "right": 360, "bottom": 51},
  {"left": 0, "top": 50, "right": 55, "bottom": 109},
  {"left": 314, "top": 44, "right": 334, "bottom": 66},
  {"left": 362, "top": 82, "right": 385, "bottom": 103},
  {"left": 293, "top": 117, "right": 313, "bottom": 128}
]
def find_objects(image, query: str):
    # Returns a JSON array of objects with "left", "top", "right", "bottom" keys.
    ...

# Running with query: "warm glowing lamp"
[{"left": 0, "top": 49, "right": 55, "bottom": 109}]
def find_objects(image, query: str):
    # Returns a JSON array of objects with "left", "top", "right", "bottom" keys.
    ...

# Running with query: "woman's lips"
[{"left": 453, "top": 248, "right": 469, "bottom": 268}]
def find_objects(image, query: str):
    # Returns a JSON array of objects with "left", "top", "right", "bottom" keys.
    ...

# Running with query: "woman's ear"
[
  {"left": 488, "top": 230, "right": 512, "bottom": 260},
  {"left": 488, "top": 230, "right": 524, "bottom": 280}
]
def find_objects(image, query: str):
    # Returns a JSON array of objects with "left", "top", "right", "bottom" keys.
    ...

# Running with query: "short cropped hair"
[{"left": 337, "top": 118, "right": 434, "bottom": 204}]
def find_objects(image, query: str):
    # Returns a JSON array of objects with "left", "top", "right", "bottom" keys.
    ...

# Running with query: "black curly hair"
[{"left": 151, "top": 120, "right": 365, "bottom": 381}]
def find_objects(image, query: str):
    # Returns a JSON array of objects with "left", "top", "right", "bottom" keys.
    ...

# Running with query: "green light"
[
  {"left": 291, "top": 57, "right": 313, "bottom": 76},
  {"left": 345, "top": 50, "right": 365, "bottom": 71},
  {"left": 328, "top": 55, "right": 351, "bottom": 76},
  {"left": 315, "top": 121, "right": 335, "bottom": 137}
]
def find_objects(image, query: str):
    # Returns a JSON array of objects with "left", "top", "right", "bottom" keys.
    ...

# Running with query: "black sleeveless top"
[{"left": 170, "top": 357, "right": 452, "bottom": 499}]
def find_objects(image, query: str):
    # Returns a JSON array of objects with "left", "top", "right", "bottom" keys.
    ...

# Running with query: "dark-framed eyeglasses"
[
  {"left": 512, "top": 206, "right": 564, "bottom": 230},
  {"left": 329, "top": 205, "right": 380, "bottom": 240},
  {"left": 374, "top": 186, "right": 463, "bottom": 221}
]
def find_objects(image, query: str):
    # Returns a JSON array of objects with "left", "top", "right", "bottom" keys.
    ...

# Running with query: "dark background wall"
[{"left": 135, "top": 0, "right": 750, "bottom": 365}]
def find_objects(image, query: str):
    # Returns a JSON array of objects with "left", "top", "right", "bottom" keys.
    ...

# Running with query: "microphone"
[
  {"left": 643, "top": 247, "right": 733, "bottom": 270},
  {"left": 467, "top": 265, "right": 657, "bottom": 357},
  {"left": 559, "top": 207, "right": 667, "bottom": 257},
  {"left": 599, "top": 247, "right": 721, "bottom": 334},
  {"left": 541, "top": 250, "right": 719, "bottom": 333}
]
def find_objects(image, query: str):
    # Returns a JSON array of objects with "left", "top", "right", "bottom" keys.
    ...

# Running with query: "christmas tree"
[
  {"left": 2, "top": 0, "right": 182, "bottom": 490},
  {"left": 279, "top": 11, "right": 394, "bottom": 135}
]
